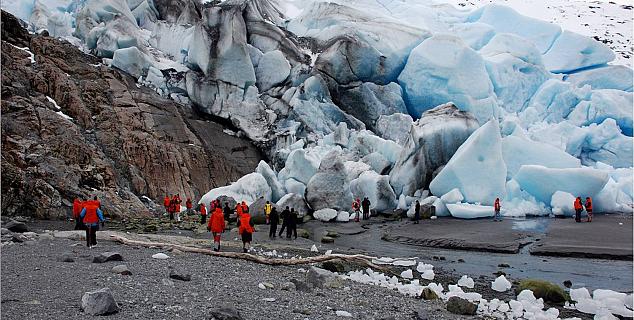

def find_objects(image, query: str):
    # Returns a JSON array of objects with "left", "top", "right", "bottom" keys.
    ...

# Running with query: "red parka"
[{"left": 208, "top": 208, "right": 225, "bottom": 233}]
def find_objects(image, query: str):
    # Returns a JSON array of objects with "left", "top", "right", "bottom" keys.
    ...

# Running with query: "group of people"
[
  {"left": 351, "top": 197, "right": 371, "bottom": 222},
  {"left": 574, "top": 197, "right": 593, "bottom": 222},
  {"left": 72, "top": 196, "right": 105, "bottom": 248},
  {"left": 264, "top": 202, "right": 299, "bottom": 240}
]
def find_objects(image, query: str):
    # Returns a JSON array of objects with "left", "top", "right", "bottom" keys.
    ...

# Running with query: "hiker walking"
[
  {"left": 73, "top": 198, "right": 85, "bottom": 230},
  {"left": 208, "top": 206, "right": 226, "bottom": 251},
  {"left": 574, "top": 197, "right": 583, "bottom": 222},
  {"left": 80, "top": 197, "right": 105, "bottom": 248},
  {"left": 168, "top": 195, "right": 175, "bottom": 220},
  {"left": 362, "top": 197, "right": 371, "bottom": 220},
  {"left": 414, "top": 200, "right": 421, "bottom": 224},
  {"left": 163, "top": 195, "right": 170, "bottom": 217},
  {"left": 287, "top": 208, "right": 298, "bottom": 239},
  {"left": 186, "top": 197, "right": 193, "bottom": 216},
  {"left": 269, "top": 207, "right": 279, "bottom": 238},
  {"left": 174, "top": 194, "right": 182, "bottom": 222},
  {"left": 279, "top": 206, "right": 290, "bottom": 237},
  {"left": 352, "top": 198, "right": 361, "bottom": 222},
  {"left": 237, "top": 210, "right": 255, "bottom": 253},
  {"left": 494, "top": 198, "right": 501, "bottom": 221},
  {"left": 585, "top": 197, "right": 593, "bottom": 222}
]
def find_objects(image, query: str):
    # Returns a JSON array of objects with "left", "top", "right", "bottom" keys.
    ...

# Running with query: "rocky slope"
[{"left": 1, "top": 10, "right": 262, "bottom": 219}]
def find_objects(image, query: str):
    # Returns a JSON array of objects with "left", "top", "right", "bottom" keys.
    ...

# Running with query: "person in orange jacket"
[
  {"left": 494, "top": 198, "right": 501, "bottom": 222},
  {"left": 207, "top": 206, "right": 226, "bottom": 251},
  {"left": 200, "top": 203, "right": 207, "bottom": 225},
  {"left": 80, "top": 198, "right": 105, "bottom": 248},
  {"left": 174, "top": 194, "right": 182, "bottom": 222},
  {"left": 585, "top": 197, "right": 593, "bottom": 222},
  {"left": 73, "top": 198, "right": 85, "bottom": 230},
  {"left": 186, "top": 198, "right": 193, "bottom": 216},
  {"left": 237, "top": 211, "right": 255, "bottom": 253},
  {"left": 235, "top": 202, "right": 243, "bottom": 218},
  {"left": 574, "top": 197, "right": 583, "bottom": 222},
  {"left": 241, "top": 201, "right": 249, "bottom": 214},
  {"left": 163, "top": 196, "right": 170, "bottom": 217}
]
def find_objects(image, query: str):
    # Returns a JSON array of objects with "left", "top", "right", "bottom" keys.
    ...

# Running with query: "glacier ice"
[
  {"left": 306, "top": 150, "right": 353, "bottom": 211},
  {"left": 440, "top": 188, "right": 464, "bottom": 204},
  {"left": 111, "top": 47, "right": 152, "bottom": 78},
  {"left": 447, "top": 203, "right": 495, "bottom": 219},
  {"left": 564, "top": 65, "right": 633, "bottom": 92},
  {"left": 398, "top": 34, "right": 499, "bottom": 123},
  {"left": 256, "top": 161, "right": 285, "bottom": 203},
  {"left": 338, "top": 82, "right": 408, "bottom": 130},
  {"left": 375, "top": 113, "right": 413, "bottom": 145},
  {"left": 199, "top": 172, "right": 272, "bottom": 206},
  {"left": 430, "top": 119, "right": 506, "bottom": 205},
  {"left": 542, "top": 30, "right": 615, "bottom": 73},
  {"left": 276, "top": 193, "right": 310, "bottom": 218},
  {"left": 255, "top": 50, "right": 290, "bottom": 92},
  {"left": 550, "top": 191, "right": 576, "bottom": 217},
  {"left": 501, "top": 134, "right": 581, "bottom": 178},
  {"left": 313, "top": 208, "right": 338, "bottom": 222},
  {"left": 457, "top": 275, "right": 475, "bottom": 289},
  {"left": 349, "top": 171, "right": 397, "bottom": 212},
  {"left": 514, "top": 165, "right": 609, "bottom": 204},
  {"left": 567, "top": 89, "right": 633, "bottom": 136},
  {"left": 491, "top": 275, "right": 512, "bottom": 292}
]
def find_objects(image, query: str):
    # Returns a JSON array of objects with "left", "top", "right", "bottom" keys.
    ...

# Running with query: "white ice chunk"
[
  {"left": 491, "top": 275, "right": 511, "bottom": 292},
  {"left": 447, "top": 203, "right": 494, "bottom": 219}
]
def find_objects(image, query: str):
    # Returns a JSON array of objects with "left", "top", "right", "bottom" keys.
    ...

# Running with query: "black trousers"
[
  {"left": 85, "top": 225, "right": 97, "bottom": 247},
  {"left": 200, "top": 215, "right": 206, "bottom": 225},
  {"left": 286, "top": 225, "right": 297, "bottom": 238},
  {"left": 74, "top": 219, "right": 85, "bottom": 230},
  {"left": 575, "top": 209, "right": 581, "bottom": 222},
  {"left": 269, "top": 223, "right": 277, "bottom": 238},
  {"left": 279, "top": 223, "right": 287, "bottom": 236}
]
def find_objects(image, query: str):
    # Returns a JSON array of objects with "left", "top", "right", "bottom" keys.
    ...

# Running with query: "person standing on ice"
[
  {"left": 574, "top": 197, "right": 583, "bottom": 222},
  {"left": 268, "top": 207, "right": 279, "bottom": 238},
  {"left": 362, "top": 197, "right": 371, "bottom": 220},
  {"left": 585, "top": 197, "right": 593, "bottom": 222},
  {"left": 208, "top": 205, "right": 225, "bottom": 251},
  {"left": 414, "top": 200, "right": 421, "bottom": 224},
  {"left": 264, "top": 201, "right": 272, "bottom": 225},
  {"left": 237, "top": 210, "right": 255, "bottom": 253},
  {"left": 352, "top": 198, "right": 361, "bottom": 222},
  {"left": 286, "top": 208, "right": 298, "bottom": 239},
  {"left": 199, "top": 203, "right": 207, "bottom": 225},
  {"left": 279, "top": 206, "right": 290, "bottom": 237},
  {"left": 494, "top": 198, "right": 501, "bottom": 221}
]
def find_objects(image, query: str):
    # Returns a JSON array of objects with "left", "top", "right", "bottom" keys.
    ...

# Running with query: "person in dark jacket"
[
  {"left": 268, "top": 207, "right": 279, "bottom": 239},
  {"left": 279, "top": 206, "right": 290, "bottom": 237},
  {"left": 362, "top": 197, "right": 371, "bottom": 220},
  {"left": 414, "top": 200, "right": 421, "bottom": 224},
  {"left": 223, "top": 202, "right": 233, "bottom": 221},
  {"left": 287, "top": 208, "right": 298, "bottom": 239}
]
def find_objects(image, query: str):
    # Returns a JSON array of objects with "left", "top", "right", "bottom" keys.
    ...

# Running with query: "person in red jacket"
[
  {"left": 207, "top": 207, "right": 226, "bottom": 252},
  {"left": 237, "top": 211, "right": 255, "bottom": 253},
  {"left": 585, "top": 197, "right": 593, "bottom": 222},
  {"left": 200, "top": 203, "right": 207, "bottom": 225},
  {"left": 80, "top": 198, "right": 105, "bottom": 248},
  {"left": 241, "top": 201, "right": 249, "bottom": 214},
  {"left": 73, "top": 198, "right": 85, "bottom": 230},
  {"left": 163, "top": 196, "right": 170, "bottom": 217},
  {"left": 574, "top": 197, "right": 583, "bottom": 222},
  {"left": 186, "top": 198, "right": 193, "bottom": 216},
  {"left": 235, "top": 202, "right": 243, "bottom": 219},
  {"left": 174, "top": 194, "right": 182, "bottom": 222},
  {"left": 494, "top": 198, "right": 501, "bottom": 222}
]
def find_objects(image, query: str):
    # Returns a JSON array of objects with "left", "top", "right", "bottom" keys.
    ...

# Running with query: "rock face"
[
  {"left": 389, "top": 104, "right": 479, "bottom": 196},
  {"left": 81, "top": 288, "right": 119, "bottom": 316},
  {"left": 1, "top": 12, "right": 262, "bottom": 219},
  {"left": 306, "top": 151, "right": 352, "bottom": 211}
]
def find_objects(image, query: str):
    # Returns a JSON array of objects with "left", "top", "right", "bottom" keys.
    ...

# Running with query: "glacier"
[{"left": 4, "top": 0, "right": 630, "bottom": 220}]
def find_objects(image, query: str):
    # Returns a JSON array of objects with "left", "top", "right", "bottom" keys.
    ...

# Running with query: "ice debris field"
[{"left": 3, "top": 0, "right": 631, "bottom": 219}]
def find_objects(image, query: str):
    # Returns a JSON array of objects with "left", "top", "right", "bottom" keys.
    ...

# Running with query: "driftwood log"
[{"left": 110, "top": 235, "right": 398, "bottom": 275}]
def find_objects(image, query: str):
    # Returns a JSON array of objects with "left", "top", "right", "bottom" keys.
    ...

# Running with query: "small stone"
[
  {"left": 59, "top": 252, "right": 75, "bottom": 263},
  {"left": 439, "top": 256, "right": 446, "bottom": 261},
  {"left": 81, "top": 288, "right": 119, "bottom": 315},
  {"left": 290, "top": 279, "right": 312, "bottom": 292},
  {"left": 325, "top": 230, "right": 339, "bottom": 238},
  {"left": 111, "top": 265, "right": 131, "bottom": 275},
  {"left": 457, "top": 258, "right": 465, "bottom": 263},
  {"left": 258, "top": 283, "right": 266, "bottom": 290},
  {"left": 280, "top": 282, "right": 296, "bottom": 291},
  {"left": 336, "top": 310, "right": 352, "bottom": 317},
  {"left": 498, "top": 263, "right": 510, "bottom": 268},
  {"left": 209, "top": 307, "right": 244, "bottom": 320},
  {"left": 320, "top": 236, "right": 334, "bottom": 243},
  {"left": 446, "top": 296, "right": 477, "bottom": 315},
  {"left": 563, "top": 280, "right": 573, "bottom": 288},
  {"left": 493, "top": 271, "right": 506, "bottom": 277},
  {"left": 262, "top": 298, "right": 276, "bottom": 302},
  {"left": 169, "top": 270, "right": 191, "bottom": 281},
  {"left": 162, "top": 279, "right": 174, "bottom": 286},
  {"left": 93, "top": 252, "right": 123, "bottom": 263},
  {"left": 152, "top": 253, "right": 169, "bottom": 260},
  {"left": 321, "top": 261, "right": 345, "bottom": 273},
  {"left": 421, "top": 288, "right": 438, "bottom": 300},
  {"left": 262, "top": 282, "right": 274, "bottom": 289}
]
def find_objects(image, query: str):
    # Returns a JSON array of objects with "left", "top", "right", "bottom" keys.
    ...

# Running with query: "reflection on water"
[{"left": 509, "top": 217, "right": 551, "bottom": 233}]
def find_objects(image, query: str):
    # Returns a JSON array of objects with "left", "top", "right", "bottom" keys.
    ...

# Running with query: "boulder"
[
  {"left": 321, "top": 236, "right": 335, "bottom": 243},
  {"left": 290, "top": 279, "right": 312, "bottom": 292},
  {"left": 5, "top": 220, "right": 28, "bottom": 233},
  {"left": 59, "top": 252, "right": 75, "bottom": 263},
  {"left": 92, "top": 252, "right": 123, "bottom": 263},
  {"left": 276, "top": 193, "right": 310, "bottom": 218},
  {"left": 321, "top": 261, "right": 345, "bottom": 273},
  {"left": 421, "top": 288, "right": 439, "bottom": 300},
  {"left": 280, "top": 282, "right": 296, "bottom": 291},
  {"left": 249, "top": 197, "right": 278, "bottom": 223},
  {"left": 306, "top": 267, "right": 344, "bottom": 289},
  {"left": 81, "top": 288, "right": 119, "bottom": 315},
  {"left": 110, "top": 265, "right": 130, "bottom": 275},
  {"left": 390, "top": 104, "right": 479, "bottom": 196},
  {"left": 306, "top": 150, "right": 353, "bottom": 211},
  {"left": 446, "top": 296, "right": 477, "bottom": 315},
  {"left": 516, "top": 279, "right": 568, "bottom": 304},
  {"left": 336, "top": 211, "right": 350, "bottom": 222}
]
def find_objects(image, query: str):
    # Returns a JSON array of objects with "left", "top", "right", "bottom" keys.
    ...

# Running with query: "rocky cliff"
[{"left": 1, "top": 10, "right": 262, "bottom": 219}]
